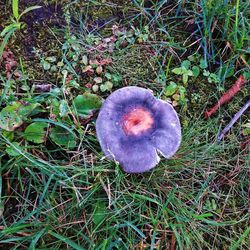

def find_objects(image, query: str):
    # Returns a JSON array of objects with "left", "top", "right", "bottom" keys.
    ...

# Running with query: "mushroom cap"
[{"left": 96, "top": 86, "right": 181, "bottom": 173}]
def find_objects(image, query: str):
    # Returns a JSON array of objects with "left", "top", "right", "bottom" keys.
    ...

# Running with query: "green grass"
[
  {"left": 0, "top": 117, "right": 249, "bottom": 249},
  {"left": 0, "top": 0, "right": 249, "bottom": 249}
]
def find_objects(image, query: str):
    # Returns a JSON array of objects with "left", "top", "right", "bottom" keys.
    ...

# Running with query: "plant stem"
[{"left": 217, "top": 99, "right": 250, "bottom": 143}]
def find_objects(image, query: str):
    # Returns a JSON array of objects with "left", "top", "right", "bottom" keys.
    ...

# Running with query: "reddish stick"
[{"left": 205, "top": 75, "right": 247, "bottom": 118}]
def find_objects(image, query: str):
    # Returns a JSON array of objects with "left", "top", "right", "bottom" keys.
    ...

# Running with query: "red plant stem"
[
  {"left": 205, "top": 75, "right": 247, "bottom": 118},
  {"left": 217, "top": 99, "right": 250, "bottom": 143}
]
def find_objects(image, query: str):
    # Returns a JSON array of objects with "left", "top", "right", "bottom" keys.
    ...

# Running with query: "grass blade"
[
  {"left": 12, "top": 0, "right": 19, "bottom": 20},
  {"left": 49, "top": 231, "right": 85, "bottom": 250},
  {"left": 19, "top": 6, "right": 42, "bottom": 19}
]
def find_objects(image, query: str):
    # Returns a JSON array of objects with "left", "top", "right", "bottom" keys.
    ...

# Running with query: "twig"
[
  {"left": 217, "top": 99, "right": 250, "bottom": 143},
  {"left": 205, "top": 75, "right": 247, "bottom": 118}
]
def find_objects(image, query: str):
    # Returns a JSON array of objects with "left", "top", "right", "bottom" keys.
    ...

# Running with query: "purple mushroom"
[{"left": 96, "top": 86, "right": 181, "bottom": 173}]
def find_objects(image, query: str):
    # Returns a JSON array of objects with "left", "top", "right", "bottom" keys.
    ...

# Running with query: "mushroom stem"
[{"left": 217, "top": 99, "right": 250, "bottom": 143}]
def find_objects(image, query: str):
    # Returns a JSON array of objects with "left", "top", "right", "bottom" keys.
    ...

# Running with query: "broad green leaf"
[
  {"left": 183, "top": 74, "right": 188, "bottom": 84},
  {"left": 187, "top": 70, "right": 194, "bottom": 76},
  {"left": 24, "top": 122, "right": 48, "bottom": 144},
  {"left": 165, "top": 82, "right": 178, "bottom": 96},
  {"left": 73, "top": 93, "right": 102, "bottom": 117},
  {"left": 0, "top": 105, "right": 23, "bottom": 131},
  {"left": 0, "top": 102, "right": 40, "bottom": 131},
  {"left": 172, "top": 67, "right": 184, "bottom": 75},
  {"left": 192, "top": 66, "right": 200, "bottom": 77},
  {"left": 32, "top": 118, "right": 76, "bottom": 137},
  {"left": 50, "top": 126, "right": 77, "bottom": 149},
  {"left": 12, "top": 0, "right": 19, "bottom": 20}
]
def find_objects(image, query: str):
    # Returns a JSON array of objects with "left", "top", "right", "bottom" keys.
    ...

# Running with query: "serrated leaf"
[
  {"left": 73, "top": 93, "right": 102, "bottom": 117},
  {"left": 50, "top": 126, "right": 77, "bottom": 149},
  {"left": 24, "top": 122, "right": 48, "bottom": 144},
  {"left": 165, "top": 82, "right": 178, "bottom": 96}
]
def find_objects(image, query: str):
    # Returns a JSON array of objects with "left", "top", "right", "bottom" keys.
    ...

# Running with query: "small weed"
[{"left": 0, "top": 0, "right": 41, "bottom": 58}]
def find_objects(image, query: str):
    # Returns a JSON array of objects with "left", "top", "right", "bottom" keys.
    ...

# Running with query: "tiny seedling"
[
  {"left": 172, "top": 60, "right": 195, "bottom": 85},
  {"left": 0, "top": 0, "right": 41, "bottom": 58}
]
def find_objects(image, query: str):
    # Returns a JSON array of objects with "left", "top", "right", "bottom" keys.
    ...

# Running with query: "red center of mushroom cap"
[{"left": 122, "top": 107, "right": 154, "bottom": 136}]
